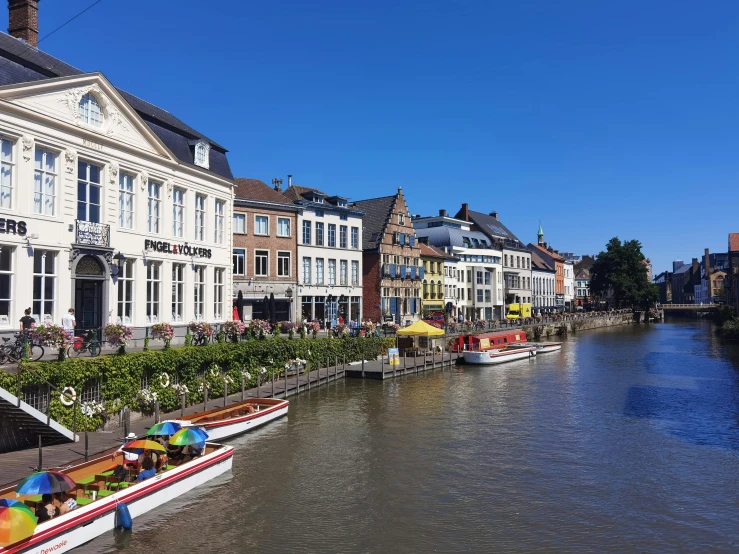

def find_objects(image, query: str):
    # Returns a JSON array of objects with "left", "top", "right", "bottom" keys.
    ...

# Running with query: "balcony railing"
[{"left": 76, "top": 220, "right": 110, "bottom": 247}]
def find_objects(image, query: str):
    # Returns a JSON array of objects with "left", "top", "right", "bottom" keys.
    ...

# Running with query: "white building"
[
  {"left": 413, "top": 214, "right": 504, "bottom": 320},
  {"left": 0, "top": 33, "right": 233, "bottom": 339},
  {"left": 563, "top": 260, "right": 575, "bottom": 311},
  {"left": 283, "top": 183, "right": 363, "bottom": 325},
  {"left": 444, "top": 256, "right": 459, "bottom": 316},
  {"left": 531, "top": 250, "right": 556, "bottom": 312}
]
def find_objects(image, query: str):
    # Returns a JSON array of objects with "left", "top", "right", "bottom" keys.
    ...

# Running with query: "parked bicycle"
[
  {"left": 191, "top": 331, "right": 212, "bottom": 346},
  {"left": 0, "top": 333, "right": 45, "bottom": 363},
  {"left": 66, "top": 330, "right": 101, "bottom": 358}
]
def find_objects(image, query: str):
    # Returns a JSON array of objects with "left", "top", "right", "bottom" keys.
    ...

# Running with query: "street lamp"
[
  {"left": 286, "top": 286, "right": 293, "bottom": 322},
  {"left": 112, "top": 252, "right": 125, "bottom": 277}
]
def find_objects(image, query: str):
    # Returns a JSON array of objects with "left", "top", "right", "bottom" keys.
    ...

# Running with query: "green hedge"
[{"left": 0, "top": 337, "right": 395, "bottom": 430}]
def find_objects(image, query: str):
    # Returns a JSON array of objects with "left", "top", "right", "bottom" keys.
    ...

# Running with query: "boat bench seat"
[{"left": 75, "top": 497, "right": 94, "bottom": 506}]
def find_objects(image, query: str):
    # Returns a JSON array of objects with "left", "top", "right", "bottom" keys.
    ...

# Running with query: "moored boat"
[
  {"left": 509, "top": 342, "right": 562, "bottom": 354},
  {"left": 462, "top": 346, "right": 537, "bottom": 365},
  {"left": 168, "top": 397, "right": 289, "bottom": 442},
  {"left": 0, "top": 443, "right": 233, "bottom": 554}
]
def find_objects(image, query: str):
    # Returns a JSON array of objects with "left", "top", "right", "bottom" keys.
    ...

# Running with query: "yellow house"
[{"left": 420, "top": 243, "right": 446, "bottom": 317}]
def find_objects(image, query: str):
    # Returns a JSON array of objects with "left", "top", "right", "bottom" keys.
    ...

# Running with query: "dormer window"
[
  {"left": 194, "top": 140, "right": 210, "bottom": 169},
  {"left": 79, "top": 93, "right": 104, "bottom": 127},
  {"left": 313, "top": 195, "right": 323, "bottom": 204}
]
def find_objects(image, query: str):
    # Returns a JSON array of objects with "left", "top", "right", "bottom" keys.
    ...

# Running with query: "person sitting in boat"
[
  {"left": 119, "top": 432, "right": 139, "bottom": 468},
  {"left": 187, "top": 444, "right": 204, "bottom": 458},
  {"left": 167, "top": 441, "right": 184, "bottom": 461},
  {"left": 136, "top": 456, "right": 157, "bottom": 482},
  {"left": 36, "top": 494, "right": 60, "bottom": 523}
]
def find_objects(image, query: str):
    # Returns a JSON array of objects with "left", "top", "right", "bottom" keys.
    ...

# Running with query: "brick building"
[
  {"left": 232, "top": 179, "right": 298, "bottom": 322},
  {"left": 352, "top": 189, "right": 422, "bottom": 324}
]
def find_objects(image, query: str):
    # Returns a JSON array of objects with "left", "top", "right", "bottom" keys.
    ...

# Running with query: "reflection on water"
[{"left": 81, "top": 321, "right": 739, "bottom": 554}]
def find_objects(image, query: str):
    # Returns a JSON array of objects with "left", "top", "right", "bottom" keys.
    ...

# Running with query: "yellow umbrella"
[{"left": 396, "top": 320, "right": 445, "bottom": 337}]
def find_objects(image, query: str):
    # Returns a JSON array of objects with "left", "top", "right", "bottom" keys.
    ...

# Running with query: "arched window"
[
  {"left": 79, "top": 93, "right": 104, "bottom": 127},
  {"left": 194, "top": 140, "right": 210, "bottom": 169}
]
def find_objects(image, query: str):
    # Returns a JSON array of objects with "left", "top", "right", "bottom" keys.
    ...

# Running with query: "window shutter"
[
  {"left": 381, "top": 298, "right": 387, "bottom": 313},
  {"left": 410, "top": 236, "right": 415, "bottom": 247},
  {"left": 399, "top": 233, "right": 405, "bottom": 245},
  {"left": 400, "top": 264, "right": 406, "bottom": 278},
  {"left": 420, "top": 267, "right": 425, "bottom": 280},
  {"left": 390, "top": 297, "right": 397, "bottom": 316},
  {"left": 410, "top": 266, "right": 416, "bottom": 279},
  {"left": 390, "top": 264, "right": 396, "bottom": 278}
]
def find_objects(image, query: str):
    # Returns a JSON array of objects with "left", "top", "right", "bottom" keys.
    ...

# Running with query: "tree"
[{"left": 589, "top": 238, "right": 659, "bottom": 309}]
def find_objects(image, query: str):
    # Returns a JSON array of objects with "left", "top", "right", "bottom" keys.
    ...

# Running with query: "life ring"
[
  {"left": 210, "top": 366, "right": 220, "bottom": 378},
  {"left": 60, "top": 386, "right": 76, "bottom": 407},
  {"left": 159, "top": 372, "right": 170, "bottom": 388}
]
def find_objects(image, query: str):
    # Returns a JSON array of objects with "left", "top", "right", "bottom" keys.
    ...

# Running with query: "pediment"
[{"left": 0, "top": 73, "right": 174, "bottom": 159}]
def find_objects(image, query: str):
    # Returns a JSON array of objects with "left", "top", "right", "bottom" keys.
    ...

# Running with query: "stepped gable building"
[
  {"left": 283, "top": 179, "right": 364, "bottom": 325},
  {"left": 455, "top": 206, "right": 532, "bottom": 307},
  {"left": 232, "top": 178, "right": 298, "bottom": 322},
  {"left": 352, "top": 188, "right": 422, "bottom": 324},
  {"left": 0, "top": 6, "right": 234, "bottom": 340}
]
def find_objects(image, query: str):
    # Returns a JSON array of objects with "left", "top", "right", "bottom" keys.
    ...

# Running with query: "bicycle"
[
  {"left": 67, "top": 330, "right": 101, "bottom": 358},
  {"left": 0, "top": 334, "right": 45, "bottom": 363},
  {"left": 191, "top": 332, "right": 212, "bottom": 346}
]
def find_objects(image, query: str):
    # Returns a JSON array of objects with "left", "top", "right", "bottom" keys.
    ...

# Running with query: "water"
[{"left": 84, "top": 321, "right": 739, "bottom": 553}]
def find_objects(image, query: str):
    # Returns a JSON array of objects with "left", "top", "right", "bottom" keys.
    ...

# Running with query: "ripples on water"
[{"left": 83, "top": 321, "right": 739, "bottom": 553}]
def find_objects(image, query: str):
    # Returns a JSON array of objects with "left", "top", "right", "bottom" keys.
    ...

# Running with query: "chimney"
[
  {"left": 287, "top": 174, "right": 292, "bottom": 188},
  {"left": 692, "top": 258, "right": 699, "bottom": 277},
  {"left": 460, "top": 203, "right": 469, "bottom": 221},
  {"left": 8, "top": 0, "right": 39, "bottom": 48},
  {"left": 439, "top": 209, "right": 447, "bottom": 217},
  {"left": 704, "top": 248, "right": 711, "bottom": 278},
  {"left": 490, "top": 211, "right": 498, "bottom": 220}
]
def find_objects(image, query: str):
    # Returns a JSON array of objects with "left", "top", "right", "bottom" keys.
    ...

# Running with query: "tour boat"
[
  {"left": 462, "top": 345, "right": 537, "bottom": 365},
  {"left": 166, "top": 398, "right": 289, "bottom": 442},
  {"left": 0, "top": 443, "right": 233, "bottom": 554},
  {"left": 509, "top": 342, "right": 562, "bottom": 354}
]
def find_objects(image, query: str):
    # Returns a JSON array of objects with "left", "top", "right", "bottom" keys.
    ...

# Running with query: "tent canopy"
[{"left": 396, "top": 320, "right": 445, "bottom": 337}]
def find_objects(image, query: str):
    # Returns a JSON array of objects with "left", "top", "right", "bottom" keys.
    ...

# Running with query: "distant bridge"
[{"left": 660, "top": 303, "right": 719, "bottom": 312}]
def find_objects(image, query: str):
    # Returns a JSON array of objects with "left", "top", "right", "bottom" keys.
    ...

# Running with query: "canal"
[{"left": 85, "top": 321, "right": 739, "bottom": 553}]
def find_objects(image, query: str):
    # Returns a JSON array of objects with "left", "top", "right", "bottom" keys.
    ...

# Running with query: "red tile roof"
[
  {"left": 234, "top": 178, "right": 292, "bottom": 205},
  {"left": 730, "top": 233, "right": 739, "bottom": 252},
  {"left": 528, "top": 243, "right": 565, "bottom": 261},
  {"left": 419, "top": 243, "right": 447, "bottom": 259}
]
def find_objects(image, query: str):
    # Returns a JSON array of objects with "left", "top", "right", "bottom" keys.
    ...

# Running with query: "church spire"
[{"left": 537, "top": 221, "right": 544, "bottom": 246}]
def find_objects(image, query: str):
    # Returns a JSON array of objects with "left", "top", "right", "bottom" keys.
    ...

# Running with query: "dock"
[{"left": 345, "top": 350, "right": 463, "bottom": 379}]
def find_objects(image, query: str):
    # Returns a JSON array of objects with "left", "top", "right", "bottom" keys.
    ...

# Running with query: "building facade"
[
  {"left": 419, "top": 243, "right": 446, "bottom": 317},
  {"left": 232, "top": 179, "right": 297, "bottom": 322},
  {"left": 443, "top": 255, "right": 459, "bottom": 318},
  {"left": 531, "top": 250, "right": 556, "bottom": 312},
  {"left": 0, "top": 32, "right": 234, "bottom": 339},
  {"left": 564, "top": 260, "right": 574, "bottom": 311},
  {"left": 529, "top": 240, "right": 565, "bottom": 311},
  {"left": 574, "top": 268, "right": 591, "bottom": 307},
  {"left": 728, "top": 234, "right": 739, "bottom": 311},
  {"left": 353, "top": 189, "right": 421, "bottom": 324},
  {"left": 283, "top": 182, "right": 364, "bottom": 325}
]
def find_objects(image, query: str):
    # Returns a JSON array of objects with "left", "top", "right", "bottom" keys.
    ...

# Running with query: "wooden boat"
[
  {"left": 0, "top": 443, "right": 233, "bottom": 553},
  {"left": 509, "top": 342, "right": 562, "bottom": 354},
  {"left": 462, "top": 346, "right": 537, "bottom": 365},
  {"left": 168, "top": 397, "right": 289, "bottom": 442}
]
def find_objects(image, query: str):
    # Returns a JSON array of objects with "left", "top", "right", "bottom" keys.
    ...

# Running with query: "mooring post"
[
  {"left": 257, "top": 372, "right": 261, "bottom": 396},
  {"left": 271, "top": 371, "right": 275, "bottom": 398},
  {"left": 224, "top": 378, "right": 228, "bottom": 406},
  {"left": 154, "top": 400, "right": 160, "bottom": 424},
  {"left": 241, "top": 374, "right": 245, "bottom": 402},
  {"left": 203, "top": 386, "right": 208, "bottom": 412},
  {"left": 307, "top": 362, "right": 311, "bottom": 391},
  {"left": 181, "top": 392, "right": 186, "bottom": 418}
]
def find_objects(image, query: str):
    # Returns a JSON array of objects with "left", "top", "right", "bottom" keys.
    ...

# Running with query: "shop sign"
[
  {"left": 0, "top": 218, "right": 27, "bottom": 236},
  {"left": 144, "top": 239, "right": 212, "bottom": 258}
]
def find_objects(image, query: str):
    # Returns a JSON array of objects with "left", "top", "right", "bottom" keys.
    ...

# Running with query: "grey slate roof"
[
  {"left": 530, "top": 249, "right": 555, "bottom": 272},
  {"left": 414, "top": 226, "right": 494, "bottom": 250},
  {"left": 352, "top": 195, "right": 396, "bottom": 250},
  {"left": 0, "top": 32, "right": 232, "bottom": 180},
  {"left": 464, "top": 209, "right": 524, "bottom": 245}
]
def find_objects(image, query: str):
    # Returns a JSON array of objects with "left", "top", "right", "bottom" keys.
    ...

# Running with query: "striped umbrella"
[
  {"left": 168, "top": 427, "right": 209, "bottom": 446},
  {"left": 14, "top": 471, "right": 76, "bottom": 495},
  {"left": 146, "top": 421, "right": 181, "bottom": 436},
  {"left": 0, "top": 499, "right": 37, "bottom": 546},
  {"left": 121, "top": 439, "right": 167, "bottom": 454}
]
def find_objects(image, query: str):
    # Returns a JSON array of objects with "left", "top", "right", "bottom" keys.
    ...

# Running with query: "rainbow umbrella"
[
  {"left": 0, "top": 499, "right": 37, "bottom": 546},
  {"left": 146, "top": 421, "right": 181, "bottom": 436},
  {"left": 121, "top": 439, "right": 167, "bottom": 454},
  {"left": 14, "top": 471, "right": 76, "bottom": 495},
  {"left": 168, "top": 427, "right": 209, "bottom": 446}
]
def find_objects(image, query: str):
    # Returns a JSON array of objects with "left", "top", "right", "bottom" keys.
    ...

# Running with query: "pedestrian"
[
  {"left": 19, "top": 308, "right": 35, "bottom": 332},
  {"left": 62, "top": 308, "right": 76, "bottom": 334}
]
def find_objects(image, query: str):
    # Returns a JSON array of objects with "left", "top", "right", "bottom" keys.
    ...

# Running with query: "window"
[
  {"left": 77, "top": 161, "right": 101, "bottom": 222},
  {"left": 328, "top": 259, "right": 336, "bottom": 285},
  {"left": 117, "top": 172, "right": 134, "bottom": 228},
  {"left": 172, "top": 188, "right": 185, "bottom": 237},
  {"left": 214, "top": 268, "right": 224, "bottom": 320},
  {"left": 79, "top": 93, "right": 104, "bottom": 127},
  {"left": 171, "top": 263, "right": 185, "bottom": 322},
  {"left": 351, "top": 227, "right": 359, "bottom": 249},
  {"left": 193, "top": 266, "right": 205, "bottom": 320},
  {"left": 233, "top": 214, "right": 246, "bottom": 234},
  {"left": 0, "top": 247, "right": 12, "bottom": 320},
  {"left": 328, "top": 224, "right": 336, "bottom": 247},
  {"left": 340, "top": 226, "right": 348, "bottom": 248},
  {"left": 214, "top": 200, "right": 225, "bottom": 243},
  {"left": 398, "top": 213, "right": 405, "bottom": 225},
  {"left": 315, "top": 209, "right": 324, "bottom": 217},
  {"left": 303, "top": 257, "right": 311, "bottom": 284},
  {"left": 117, "top": 259, "right": 134, "bottom": 323},
  {"left": 477, "top": 271, "right": 483, "bottom": 285},
  {"left": 485, "top": 272, "right": 491, "bottom": 285},
  {"left": 316, "top": 258, "right": 324, "bottom": 285},
  {"left": 233, "top": 249, "right": 245, "bottom": 275},
  {"left": 278, "top": 218, "right": 290, "bottom": 237},
  {"left": 477, "top": 289, "right": 484, "bottom": 303},
  {"left": 255, "top": 250, "right": 268, "bottom": 276},
  {"left": 194, "top": 141, "right": 209, "bottom": 169},
  {"left": 195, "top": 194, "right": 206, "bottom": 241},
  {"left": 315, "top": 222, "right": 324, "bottom": 245},
  {"left": 33, "top": 251, "right": 56, "bottom": 321},
  {"left": 504, "top": 254, "right": 508, "bottom": 267},
  {"left": 0, "top": 137, "right": 13, "bottom": 209},
  {"left": 34, "top": 148, "right": 56, "bottom": 216},
  {"left": 485, "top": 290, "right": 491, "bottom": 302},
  {"left": 303, "top": 221, "right": 311, "bottom": 245},
  {"left": 351, "top": 261, "right": 359, "bottom": 285},
  {"left": 147, "top": 180, "right": 161, "bottom": 233},
  {"left": 340, "top": 260, "right": 348, "bottom": 285},
  {"left": 278, "top": 252, "right": 290, "bottom": 277},
  {"left": 146, "top": 261, "right": 161, "bottom": 323},
  {"left": 255, "top": 215, "right": 268, "bottom": 235}
]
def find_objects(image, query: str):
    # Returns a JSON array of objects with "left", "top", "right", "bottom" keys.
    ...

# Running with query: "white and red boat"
[
  {"left": 168, "top": 397, "right": 289, "bottom": 442},
  {"left": 462, "top": 346, "right": 537, "bottom": 365},
  {"left": 454, "top": 330, "right": 537, "bottom": 366},
  {"left": 509, "top": 342, "right": 562, "bottom": 354},
  {"left": 0, "top": 443, "right": 233, "bottom": 554}
]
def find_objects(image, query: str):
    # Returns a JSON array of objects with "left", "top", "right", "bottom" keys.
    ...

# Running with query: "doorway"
[{"left": 75, "top": 280, "right": 103, "bottom": 330}]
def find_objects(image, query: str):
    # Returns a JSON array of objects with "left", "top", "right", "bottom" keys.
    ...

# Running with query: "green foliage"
[
  {"left": 719, "top": 317, "right": 739, "bottom": 338},
  {"left": 713, "top": 305, "right": 736, "bottom": 325},
  {"left": 184, "top": 329, "right": 192, "bottom": 347},
  {"left": 590, "top": 237, "right": 659, "bottom": 309},
  {"left": 0, "top": 337, "right": 394, "bottom": 431},
  {"left": 143, "top": 336, "right": 150, "bottom": 351}
]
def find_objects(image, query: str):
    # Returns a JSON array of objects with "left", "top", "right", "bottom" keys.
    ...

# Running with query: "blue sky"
[{"left": 34, "top": 0, "right": 739, "bottom": 274}]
